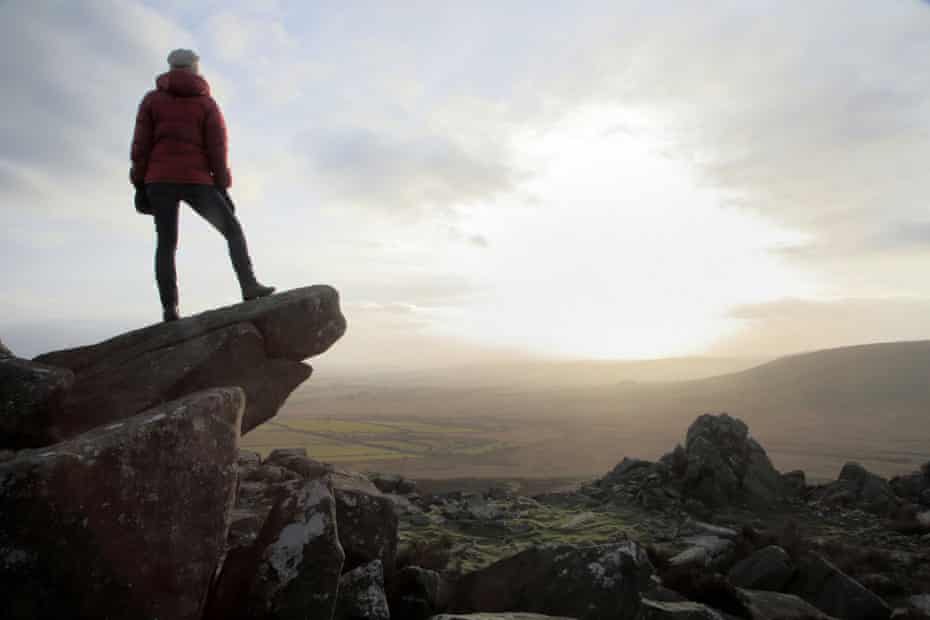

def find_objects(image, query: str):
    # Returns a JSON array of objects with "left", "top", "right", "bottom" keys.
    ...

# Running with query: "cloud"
[
  {"left": 588, "top": 2, "right": 930, "bottom": 260},
  {"left": 0, "top": 1, "right": 195, "bottom": 218},
  {"left": 294, "top": 125, "right": 518, "bottom": 212},
  {"left": 448, "top": 226, "right": 489, "bottom": 248}
]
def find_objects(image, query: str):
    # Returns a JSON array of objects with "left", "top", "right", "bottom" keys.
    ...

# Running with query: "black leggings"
[{"left": 146, "top": 183, "right": 253, "bottom": 308}]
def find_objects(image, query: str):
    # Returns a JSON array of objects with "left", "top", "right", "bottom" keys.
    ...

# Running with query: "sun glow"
[{"left": 431, "top": 106, "right": 816, "bottom": 359}]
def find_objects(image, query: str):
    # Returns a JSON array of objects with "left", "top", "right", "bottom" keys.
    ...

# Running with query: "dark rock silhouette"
[
  {"left": 786, "top": 553, "right": 892, "bottom": 620},
  {"left": 0, "top": 388, "right": 244, "bottom": 620},
  {"left": 678, "top": 414, "right": 784, "bottom": 509},
  {"left": 0, "top": 337, "right": 11, "bottom": 357},
  {"left": 597, "top": 413, "right": 785, "bottom": 512},
  {"left": 727, "top": 545, "right": 795, "bottom": 592},
  {"left": 889, "top": 461, "right": 930, "bottom": 507},
  {"left": 809, "top": 462, "right": 900, "bottom": 516},
  {"left": 450, "top": 542, "right": 654, "bottom": 620},
  {"left": 736, "top": 588, "right": 834, "bottom": 619},
  {"left": 29, "top": 285, "right": 345, "bottom": 442},
  {"left": 335, "top": 559, "right": 391, "bottom": 620},
  {"left": 332, "top": 468, "right": 400, "bottom": 578},
  {"left": 390, "top": 565, "right": 453, "bottom": 619},
  {"left": 430, "top": 615, "right": 577, "bottom": 620},
  {"left": 237, "top": 478, "right": 344, "bottom": 619},
  {"left": 0, "top": 356, "right": 74, "bottom": 448}
]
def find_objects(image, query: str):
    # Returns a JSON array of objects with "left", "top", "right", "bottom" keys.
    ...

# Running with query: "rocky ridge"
[{"left": 2, "top": 289, "right": 930, "bottom": 619}]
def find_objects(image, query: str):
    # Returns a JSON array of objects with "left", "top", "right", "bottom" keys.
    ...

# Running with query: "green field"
[{"left": 240, "top": 416, "right": 524, "bottom": 464}]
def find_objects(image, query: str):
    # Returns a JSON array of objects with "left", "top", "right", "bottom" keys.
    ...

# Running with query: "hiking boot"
[
  {"left": 242, "top": 282, "right": 275, "bottom": 301},
  {"left": 163, "top": 306, "right": 180, "bottom": 322}
]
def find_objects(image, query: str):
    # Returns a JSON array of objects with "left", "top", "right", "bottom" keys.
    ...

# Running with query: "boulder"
[
  {"left": 638, "top": 599, "right": 726, "bottom": 619},
  {"left": 782, "top": 471, "right": 807, "bottom": 497},
  {"left": 787, "top": 552, "right": 891, "bottom": 620},
  {"left": 910, "top": 594, "right": 930, "bottom": 614},
  {"left": 669, "top": 535, "right": 735, "bottom": 570},
  {"left": 450, "top": 542, "right": 654, "bottom": 620},
  {"left": 333, "top": 469, "right": 399, "bottom": 578},
  {"left": 890, "top": 463, "right": 930, "bottom": 506},
  {"left": 429, "top": 615, "right": 577, "bottom": 620},
  {"left": 369, "top": 471, "right": 417, "bottom": 495},
  {"left": 389, "top": 565, "right": 453, "bottom": 620},
  {"left": 728, "top": 546, "right": 795, "bottom": 592},
  {"left": 207, "top": 477, "right": 345, "bottom": 620},
  {"left": 604, "top": 457, "right": 656, "bottom": 484},
  {"left": 266, "top": 448, "right": 334, "bottom": 480},
  {"left": 0, "top": 337, "right": 12, "bottom": 357},
  {"left": 238, "top": 449, "right": 262, "bottom": 467},
  {"left": 681, "top": 414, "right": 783, "bottom": 508},
  {"left": 736, "top": 589, "right": 834, "bottom": 620},
  {"left": 0, "top": 388, "right": 244, "bottom": 620},
  {"left": 335, "top": 559, "right": 390, "bottom": 620},
  {"left": 1, "top": 356, "right": 74, "bottom": 448},
  {"left": 810, "top": 463, "right": 899, "bottom": 515},
  {"left": 33, "top": 285, "right": 345, "bottom": 441}
]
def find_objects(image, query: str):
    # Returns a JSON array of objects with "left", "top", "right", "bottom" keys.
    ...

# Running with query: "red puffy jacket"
[{"left": 130, "top": 70, "right": 231, "bottom": 188}]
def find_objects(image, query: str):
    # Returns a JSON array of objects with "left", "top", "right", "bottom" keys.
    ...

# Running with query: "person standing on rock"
[{"left": 130, "top": 48, "right": 274, "bottom": 322}]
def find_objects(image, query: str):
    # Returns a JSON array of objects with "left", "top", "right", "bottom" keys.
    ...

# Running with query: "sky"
[{"left": 4, "top": 0, "right": 930, "bottom": 370}]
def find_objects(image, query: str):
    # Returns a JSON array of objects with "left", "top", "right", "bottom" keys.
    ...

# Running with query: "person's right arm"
[{"left": 130, "top": 93, "right": 154, "bottom": 186}]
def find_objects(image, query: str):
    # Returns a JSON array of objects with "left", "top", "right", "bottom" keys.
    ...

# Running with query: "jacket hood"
[{"left": 155, "top": 70, "right": 210, "bottom": 97}]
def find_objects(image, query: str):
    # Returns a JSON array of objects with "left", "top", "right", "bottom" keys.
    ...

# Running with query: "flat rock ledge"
[{"left": 10, "top": 285, "right": 345, "bottom": 444}]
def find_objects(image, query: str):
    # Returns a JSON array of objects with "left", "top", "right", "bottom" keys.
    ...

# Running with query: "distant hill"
[
  {"left": 281, "top": 341, "right": 930, "bottom": 481},
  {"left": 608, "top": 341, "right": 930, "bottom": 478}
]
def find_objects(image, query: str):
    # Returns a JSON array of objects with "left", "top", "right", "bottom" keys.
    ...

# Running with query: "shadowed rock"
[
  {"left": 810, "top": 463, "right": 899, "bottom": 515},
  {"left": 735, "top": 589, "right": 835, "bottom": 620},
  {"left": 335, "top": 559, "right": 390, "bottom": 620},
  {"left": 1, "top": 356, "right": 74, "bottom": 448},
  {"left": 787, "top": 552, "right": 891, "bottom": 620},
  {"left": 32, "top": 285, "right": 345, "bottom": 442},
  {"left": 332, "top": 468, "right": 400, "bottom": 579},
  {"left": 0, "top": 388, "right": 244, "bottom": 620},
  {"left": 0, "top": 337, "right": 11, "bottom": 357},
  {"left": 389, "top": 565, "right": 453, "bottom": 620},
  {"left": 430, "top": 615, "right": 578, "bottom": 620},
  {"left": 450, "top": 542, "right": 654, "bottom": 620},
  {"left": 728, "top": 546, "right": 795, "bottom": 592},
  {"left": 430, "top": 615, "right": 577, "bottom": 620},
  {"left": 638, "top": 599, "right": 726, "bottom": 619},
  {"left": 207, "top": 477, "right": 345, "bottom": 620},
  {"left": 681, "top": 414, "right": 784, "bottom": 509}
]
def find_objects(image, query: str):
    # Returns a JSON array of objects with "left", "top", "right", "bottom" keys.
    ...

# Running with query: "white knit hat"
[{"left": 167, "top": 48, "right": 199, "bottom": 69}]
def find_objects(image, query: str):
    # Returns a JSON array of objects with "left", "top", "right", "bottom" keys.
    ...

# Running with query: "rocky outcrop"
[
  {"left": 735, "top": 589, "right": 834, "bottom": 620},
  {"left": 1, "top": 356, "right": 74, "bottom": 448},
  {"left": 0, "top": 388, "right": 244, "bottom": 620},
  {"left": 596, "top": 414, "right": 784, "bottom": 512},
  {"left": 809, "top": 463, "right": 899, "bottom": 515},
  {"left": 890, "top": 461, "right": 930, "bottom": 507},
  {"left": 0, "top": 337, "right": 12, "bottom": 357},
  {"left": 786, "top": 553, "right": 891, "bottom": 620},
  {"left": 678, "top": 414, "right": 784, "bottom": 509},
  {"left": 451, "top": 542, "right": 654, "bottom": 620},
  {"left": 333, "top": 468, "right": 399, "bottom": 578},
  {"left": 29, "top": 285, "right": 345, "bottom": 442},
  {"left": 335, "top": 560, "right": 391, "bottom": 620},
  {"left": 429, "top": 615, "right": 577, "bottom": 620},
  {"left": 430, "top": 612, "right": 575, "bottom": 620},
  {"left": 390, "top": 565, "right": 453, "bottom": 620},
  {"left": 207, "top": 477, "right": 345, "bottom": 620},
  {"left": 728, "top": 546, "right": 795, "bottom": 592},
  {"left": 638, "top": 599, "right": 726, "bottom": 619}
]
